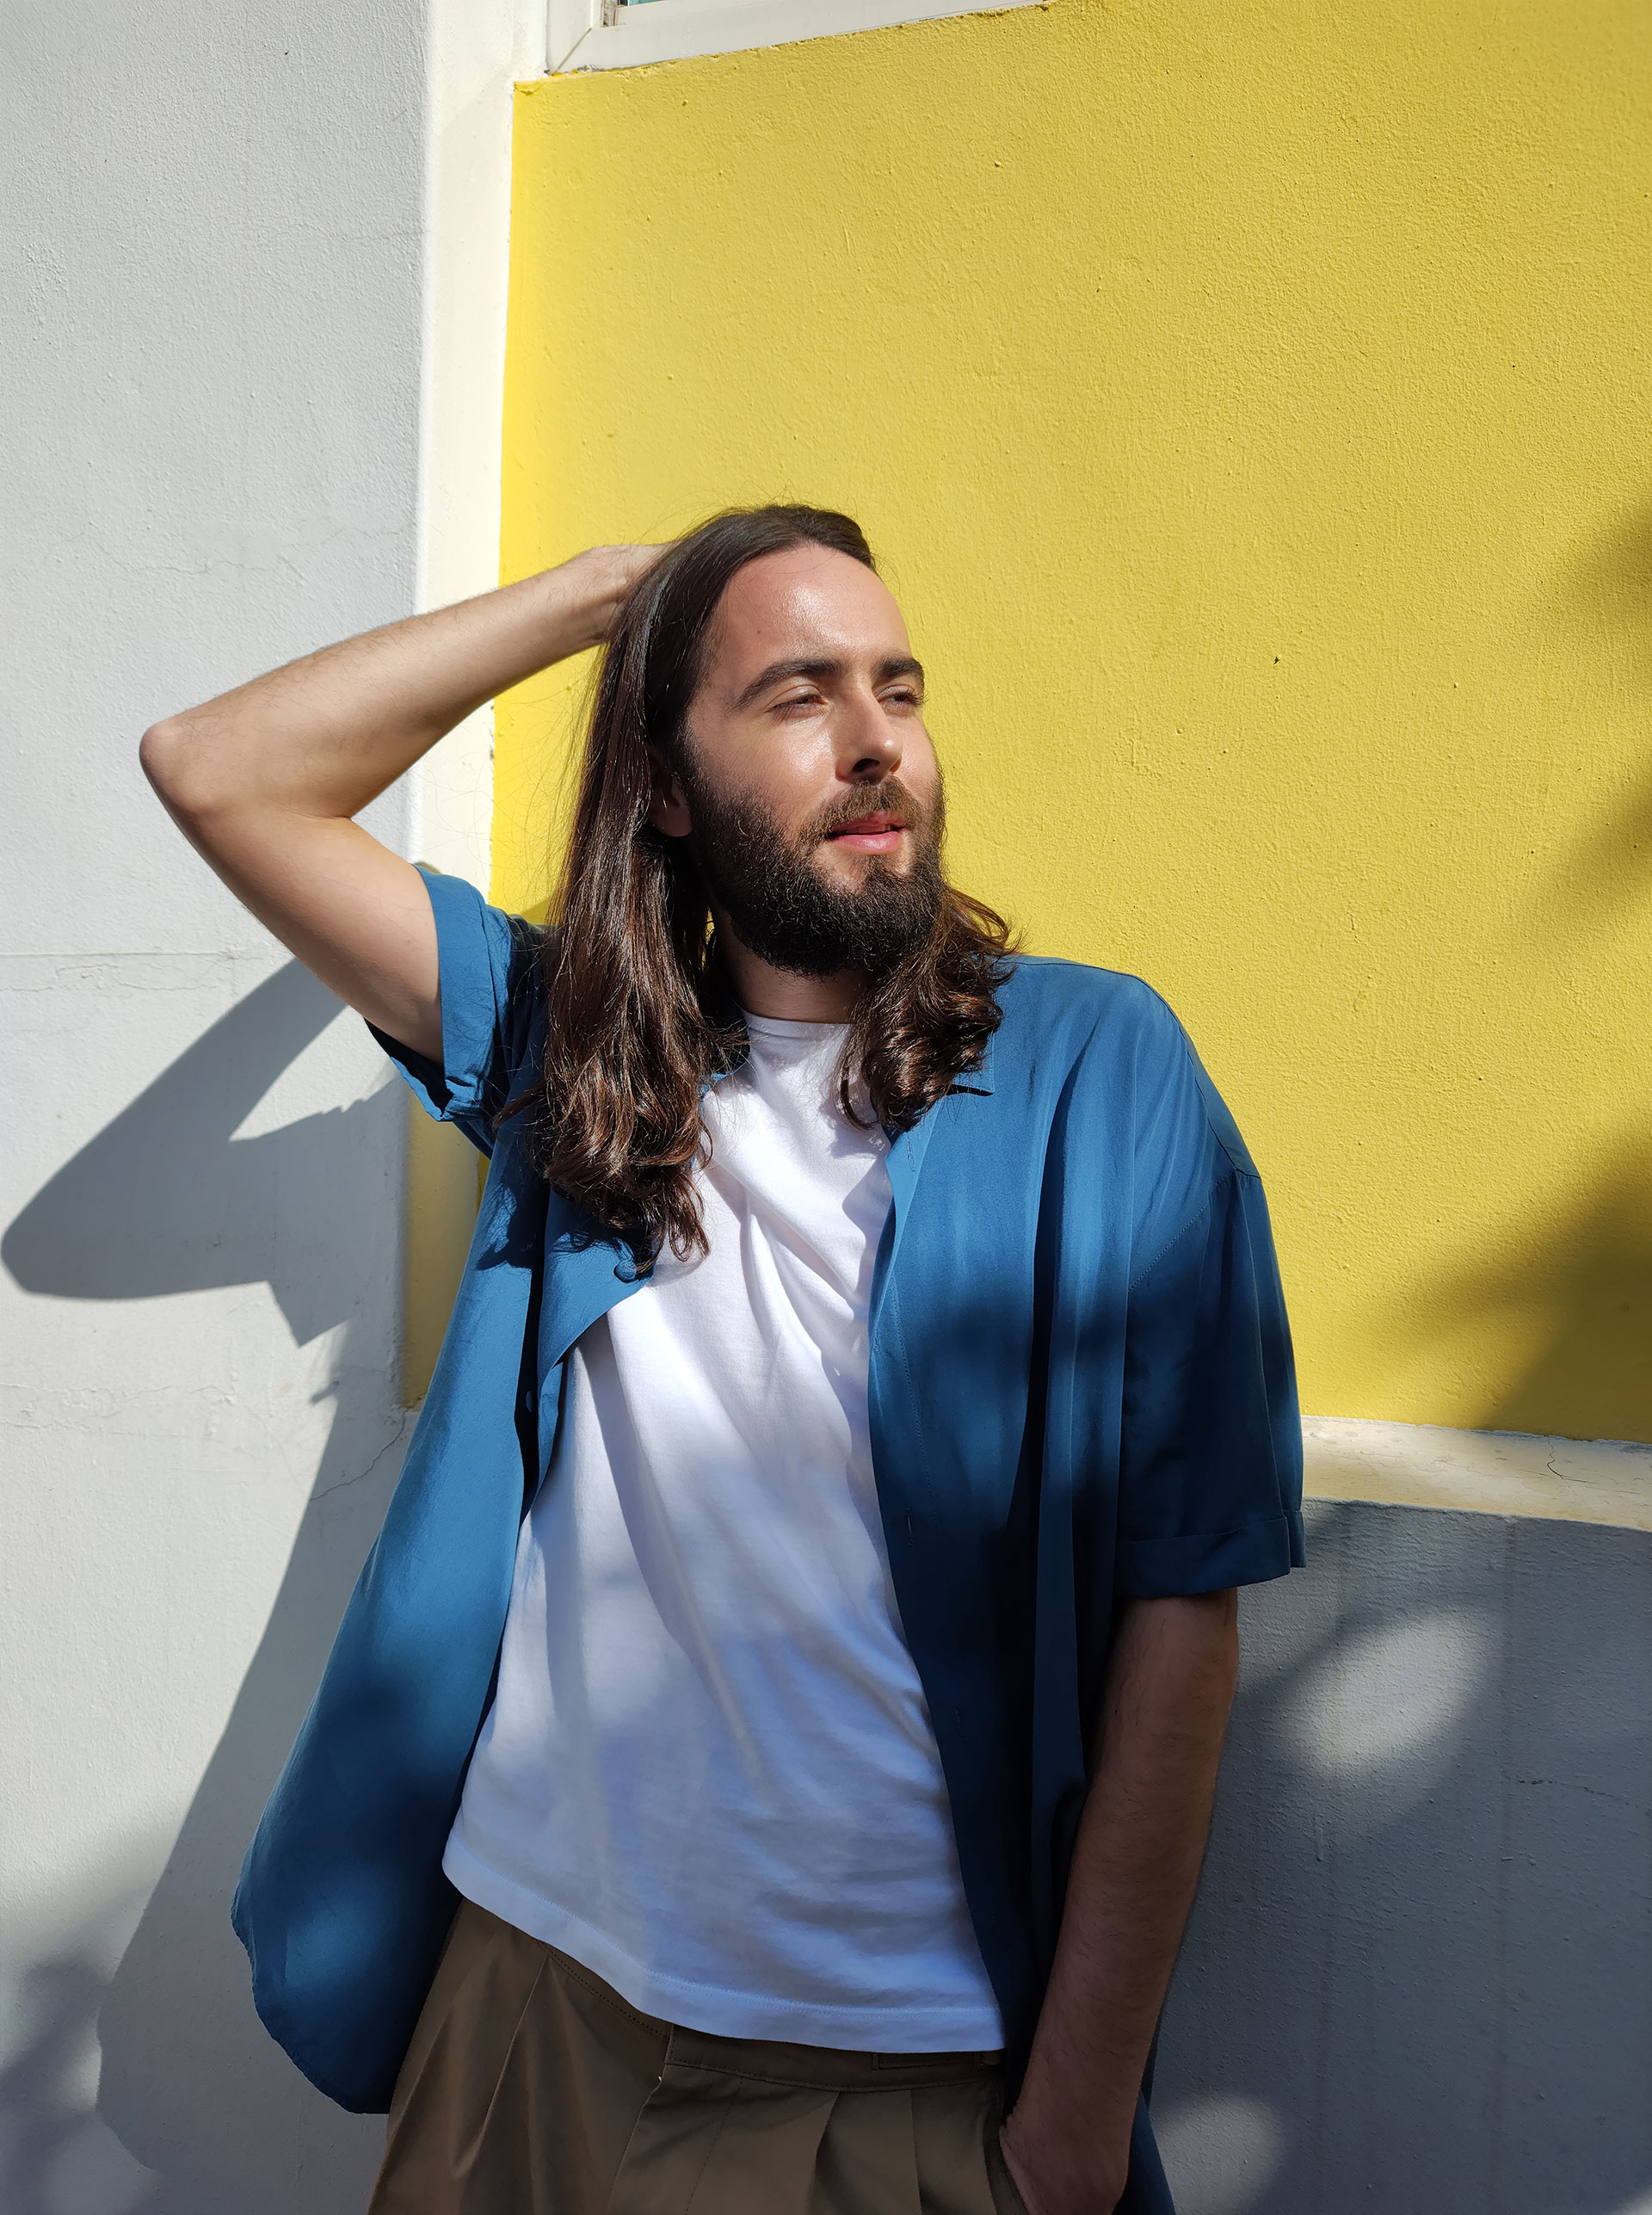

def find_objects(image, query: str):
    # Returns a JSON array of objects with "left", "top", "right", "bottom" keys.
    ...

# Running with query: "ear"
[{"left": 645, "top": 744, "right": 693, "bottom": 837}]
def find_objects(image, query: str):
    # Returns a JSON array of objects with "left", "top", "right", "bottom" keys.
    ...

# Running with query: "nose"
[{"left": 835, "top": 682, "right": 903, "bottom": 783}]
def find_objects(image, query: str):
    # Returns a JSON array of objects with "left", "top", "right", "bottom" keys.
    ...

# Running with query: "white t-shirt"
[{"left": 444, "top": 1012, "right": 1004, "bottom": 2051}]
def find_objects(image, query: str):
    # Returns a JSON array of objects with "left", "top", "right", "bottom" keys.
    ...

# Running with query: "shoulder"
[
  {"left": 998, "top": 953, "right": 1171, "bottom": 1033},
  {"left": 416, "top": 865, "right": 546, "bottom": 966},
  {"left": 995, "top": 954, "right": 1258, "bottom": 1179},
  {"left": 415, "top": 865, "right": 551, "bottom": 1094},
  {"left": 995, "top": 952, "right": 1193, "bottom": 1077}
]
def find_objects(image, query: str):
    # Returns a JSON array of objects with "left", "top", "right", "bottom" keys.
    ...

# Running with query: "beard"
[{"left": 678, "top": 763, "right": 947, "bottom": 981}]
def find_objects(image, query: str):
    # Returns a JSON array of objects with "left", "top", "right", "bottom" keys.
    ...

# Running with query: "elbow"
[
  {"left": 139, "top": 716, "right": 188, "bottom": 803},
  {"left": 140, "top": 714, "right": 224, "bottom": 824}
]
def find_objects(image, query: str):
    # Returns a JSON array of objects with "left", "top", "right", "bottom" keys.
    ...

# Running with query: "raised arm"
[
  {"left": 1002, "top": 1589, "right": 1241, "bottom": 2215},
  {"left": 139, "top": 546, "right": 657, "bottom": 1060}
]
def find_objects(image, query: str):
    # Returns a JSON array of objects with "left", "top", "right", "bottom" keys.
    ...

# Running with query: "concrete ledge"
[{"left": 1304, "top": 1416, "right": 1652, "bottom": 1533}]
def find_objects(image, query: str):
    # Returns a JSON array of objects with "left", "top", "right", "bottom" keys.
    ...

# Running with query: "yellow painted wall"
[{"left": 494, "top": 0, "right": 1652, "bottom": 1442}]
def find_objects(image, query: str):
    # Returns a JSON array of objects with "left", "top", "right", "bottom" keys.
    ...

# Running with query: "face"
[{"left": 648, "top": 544, "right": 946, "bottom": 978}]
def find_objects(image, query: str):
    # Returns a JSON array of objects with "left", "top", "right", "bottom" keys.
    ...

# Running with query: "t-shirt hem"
[{"left": 442, "top": 1836, "right": 1007, "bottom": 2055}]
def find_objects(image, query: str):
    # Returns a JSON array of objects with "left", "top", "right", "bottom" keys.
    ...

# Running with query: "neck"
[{"left": 712, "top": 911, "right": 864, "bottom": 1023}]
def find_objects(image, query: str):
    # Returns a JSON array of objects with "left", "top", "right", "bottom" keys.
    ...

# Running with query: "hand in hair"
[
  {"left": 557, "top": 544, "right": 671, "bottom": 653},
  {"left": 139, "top": 543, "right": 667, "bottom": 1065}
]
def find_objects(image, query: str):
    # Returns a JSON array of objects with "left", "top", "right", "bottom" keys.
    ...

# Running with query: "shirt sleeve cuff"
[
  {"left": 1114, "top": 1507, "right": 1306, "bottom": 1598},
  {"left": 366, "top": 866, "right": 509, "bottom": 1126}
]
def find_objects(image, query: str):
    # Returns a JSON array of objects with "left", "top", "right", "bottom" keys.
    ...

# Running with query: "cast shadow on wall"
[
  {"left": 2, "top": 960, "right": 404, "bottom": 2215},
  {"left": 1396, "top": 1122, "right": 1652, "bottom": 1448},
  {"left": 5, "top": 957, "right": 1648, "bottom": 2215},
  {"left": 1397, "top": 493, "right": 1652, "bottom": 1449},
  {"left": 1154, "top": 1501, "right": 1652, "bottom": 2215},
  {"left": 1528, "top": 491, "right": 1652, "bottom": 932}
]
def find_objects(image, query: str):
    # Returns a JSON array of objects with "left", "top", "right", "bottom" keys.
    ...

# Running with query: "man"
[{"left": 142, "top": 505, "right": 1304, "bottom": 2215}]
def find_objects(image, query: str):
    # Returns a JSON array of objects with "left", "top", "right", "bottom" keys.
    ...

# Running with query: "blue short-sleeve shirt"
[{"left": 233, "top": 868, "right": 1304, "bottom": 2207}]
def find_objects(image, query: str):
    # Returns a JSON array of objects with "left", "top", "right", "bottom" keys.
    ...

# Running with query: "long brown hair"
[{"left": 502, "top": 504, "right": 1013, "bottom": 1266}]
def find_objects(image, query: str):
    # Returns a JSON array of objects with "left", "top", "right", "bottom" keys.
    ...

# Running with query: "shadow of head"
[{"left": 3, "top": 959, "right": 398, "bottom": 1346}]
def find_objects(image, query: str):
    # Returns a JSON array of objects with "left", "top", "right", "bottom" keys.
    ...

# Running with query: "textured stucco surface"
[
  {"left": 497, "top": 0, "right": 1652, "bottom": 1445},
  {"left": 2, "top": 4, "right": 428, "bottom": 2206},
  {"left": 1158, "top": 1502, "right": 1652, "bottom": 2215}
]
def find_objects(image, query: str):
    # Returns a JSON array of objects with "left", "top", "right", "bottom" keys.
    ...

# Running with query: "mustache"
[{"left": 800, "top": 776, "right": 935, "bottom": 849}]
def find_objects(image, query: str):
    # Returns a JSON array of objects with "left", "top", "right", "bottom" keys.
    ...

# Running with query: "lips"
[{"left": 828, "top": 813, "right": 906, "bottom": 839}]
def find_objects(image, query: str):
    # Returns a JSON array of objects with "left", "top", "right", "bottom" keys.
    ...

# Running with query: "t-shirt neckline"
[{"left": 740, "top": 1009, "right": 851, "bottom": 1040}]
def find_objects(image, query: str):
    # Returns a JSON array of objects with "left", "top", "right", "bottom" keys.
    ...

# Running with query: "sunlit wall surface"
[{"left": 494, "top": 0, "right": 1652, "bottom": 1442}]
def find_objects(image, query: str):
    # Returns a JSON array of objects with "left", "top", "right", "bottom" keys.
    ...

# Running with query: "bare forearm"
[
  {"left": 136, "top": 545, "right": 656, "bottom": 1058},
  {"left": 1003, "top": 1591, "right": 1239, "bottom": 2215},
  {"left": 139, "top": 553, "right": 638, "bottom": 824}
]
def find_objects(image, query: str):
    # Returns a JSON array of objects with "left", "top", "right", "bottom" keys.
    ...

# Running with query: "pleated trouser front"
[{"left": 367, "top": 1898, "right": 1027, "bottom": 2215}]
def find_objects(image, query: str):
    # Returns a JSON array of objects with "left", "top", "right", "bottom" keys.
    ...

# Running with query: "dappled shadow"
[
  {"left": 1156, "top": 1499, "right": 1652, "bottom": 2215},
  {"left": 1395, "top": 488, "right": 1652, "bottom": 1441},
  {"left": 1526, "top": 493, "right": 1652, "bottom": 935},
  {"left": 1550, "top": 493, "right": 1652, "bottom": 677},
  {"left": 1160, "top": 491, "right": 1652, "bottom": 2198},
  {"left": 3, "top": 962, "right": 399, "bottom": 2211},
  {"left": 1388, "top": 1119, "right": 1652, "bottom": 1447}
]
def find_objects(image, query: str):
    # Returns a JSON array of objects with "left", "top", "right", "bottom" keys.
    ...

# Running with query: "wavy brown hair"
[{"left": 502, "top": 504, "right": 1014, "bottom": 1267}]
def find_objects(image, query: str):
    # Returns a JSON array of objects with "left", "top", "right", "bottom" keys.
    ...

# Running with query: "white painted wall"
[
  {"left": 548, "top": 0, "right": 1039, "bottom": 75},
  {"left": 1, "top": 4, "right": 518, "bottom": 2207}
]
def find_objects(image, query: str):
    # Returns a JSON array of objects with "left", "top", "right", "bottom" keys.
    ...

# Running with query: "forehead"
[{"left": 704, "top": 545, "right": 912, "bottom": 690}]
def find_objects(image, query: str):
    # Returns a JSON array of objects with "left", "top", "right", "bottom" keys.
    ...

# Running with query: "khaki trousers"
[{"left": 368, "top": 1900, "right": 1028, "bottom": 2215}]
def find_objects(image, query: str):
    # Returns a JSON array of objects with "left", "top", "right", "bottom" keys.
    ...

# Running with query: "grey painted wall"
[{"left": 1157, "top": 1501, "right": 1652, "bottom": 2215}]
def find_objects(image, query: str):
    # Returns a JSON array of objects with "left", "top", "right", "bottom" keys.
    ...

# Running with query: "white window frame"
[{"left": 548, "top": 0, "right": 1039, "bottom": 75}]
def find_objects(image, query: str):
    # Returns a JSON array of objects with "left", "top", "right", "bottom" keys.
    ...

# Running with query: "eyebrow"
[{"left": 731, "top": 654, "right": 926, "bottom": 713}]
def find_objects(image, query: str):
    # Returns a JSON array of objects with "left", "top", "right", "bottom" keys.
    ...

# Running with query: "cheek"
[
  {"left": 906, "top": 734, "right": 943, "bottom": 809},
  {"left": 687, "top": 719, "right": 813, "bottom": 830},
  {"left": 760, "top": 731, "right": 846, "bottom": 830}
]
